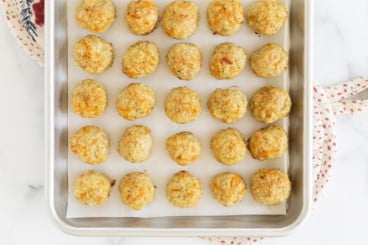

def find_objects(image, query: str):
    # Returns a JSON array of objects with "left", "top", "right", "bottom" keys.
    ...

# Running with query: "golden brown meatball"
[
  {"left": 165, "top": 86, "right": 202, "bottom": 124},
  {"left": 76, "top": 0, "right": 116, "bottom": 33},
  {"left": 166, "top": 171, "right": 202, "bottom": 208},
  {"left": 247, "top": 125, "right": 288, "bottom": 161},
  {"left": 250, "top": 168, "right": 291, "bottom": 205},
  {"left": 73, "top": 34, "right": 114, "bottom": 75},
  {"left": 71, "top": 79, "right": 107, "bottom": 118},
  {"left": 250, "top": 86, "right": 291, "bottom": 123},
  {"left": 167, "top": 43, "right": 202, "bottom": 81},
  {"left": 211, "top": 128, "right": 246, "bottom": 166},
  {"left": 250, "top": 43, "right": 288, "bottom": 78},
  {"left": 166, "top": 132, "right": 202, "bottom": 166},
  {"left": 211, "top": 172, "right": 246, "bottom": 207},
  {"left": 118, "top": 125, "right": 152, "bottom": 163},
  {"left": 122, "top": 41, "right": 160, "bottom": 78},
  {"left": 161, "top": 0, "right": 200, "bottom": 39},
  {"left": 116, "top": 83, "right": 155, "bottom": 121},
  {"left": 74, "top": 170, "right": 112, "bottom": 206},
  {"left": 119, "top": 172, "right": 155, "bottom": 210},
  {"left": 207, "top": 0, "right": 244, "bottom": 36},
  {"left": 210, "top": 42, "right": 246, "bottom": 80},
  {"left": 125, "top": 0, "right": 158, "bottom": 35},
  {"left": 207, "top": 87, "right": 247, "bottom": 123},
  {"left": 246, "top": 0, "right": 288, "bottom": 35},
  {"left": 70, "top": 125, "right": 109, "bottom": 164}
]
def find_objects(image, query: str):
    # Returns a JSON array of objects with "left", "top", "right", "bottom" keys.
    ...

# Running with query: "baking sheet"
[{"left": 67, "top": 0, "right": 290, "bottom": 218}]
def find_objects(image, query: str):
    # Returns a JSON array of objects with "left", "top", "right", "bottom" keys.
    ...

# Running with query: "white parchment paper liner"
[{"left": 66, "top": 0, "right": 290, "bottom": 218}]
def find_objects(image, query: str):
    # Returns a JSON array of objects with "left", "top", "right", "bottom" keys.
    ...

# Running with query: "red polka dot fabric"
[{"left": 1, "top": 0, "right": 44, "bottom": 65}]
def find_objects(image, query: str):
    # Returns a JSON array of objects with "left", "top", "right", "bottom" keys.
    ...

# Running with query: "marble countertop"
[{"left": 0, "top": 0, "right": 367, "bottom": 244}]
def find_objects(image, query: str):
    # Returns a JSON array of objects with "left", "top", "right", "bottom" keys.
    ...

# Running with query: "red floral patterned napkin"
[{"left": 1, "top": 0, "right": 44, "bottom": 65}]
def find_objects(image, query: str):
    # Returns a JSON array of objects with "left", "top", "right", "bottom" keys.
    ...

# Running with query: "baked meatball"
[
  {"left": 167, "top": 43, "right": 202, "bottom": 81},
  {"left": 71, "top": 79, "right": 107, "bottom": 118},
  {"left": 250, "top": 43, "right": 288, "bottom": 78},
  {"left": 122, "top": 41, "right": 160, "bottom": 78},
  {"left": 211, "top": 172, "right": 246, "bottom": 207},
  {"left": 70, "top": 125, "right": 109, "bottom": 164},
  {"left": 74, "top": 170, "right": 112, "bottom": 206},
  {"left": 125, "top": 0, "right": 158, "bottom": 35},
  {"left": 207, "top": 87, "right": 247, "bottom": 123},
  {"left": 211, "top": 128, "right": 246, "bottom": 166},
  {"left": 165, "top": 86, "right": 201, "bottom": 124},
  {"left": 210, "top": 42, "right": 246, "bottom": 80},
  {"left": 246, "top": 0, "right": 288, "bottom": 36},
  {"left": 161, "top": 0, "right": 200, "bottom": 39},
  {"left": 207, "top": 0, "right": 244, "bottom": 36},
  {"left": 250, "top": 168, "right": 291, "bottom": 205},
  {"left": 250, "top": 86, "right": 291, "bottom": 123},
  {"left": 119, "top": 172, "right": 155, "bottom": 210},
  {"left": 118, "top": 125, "right": 152, "bottom": 163},
  {"left": 247, "top": 125, "right": 288, "bottom": 161},
  {"left": 167, "top": 171, "right": 202, "bottom": 208},
  {"left": 116, "top": 83, "right": 155, "bottom": 121},
  {"left": 73, "top": 34, "right": 114, "bottom": 75},
  {"left": 76, "top": 0, "right": 116, "bottom": 33},
  {"left": 166, "top": 132, "right": 202, "bottom": 166}
]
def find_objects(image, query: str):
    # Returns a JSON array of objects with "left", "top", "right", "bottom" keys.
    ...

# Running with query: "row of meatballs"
[
  {"left": 71, "top": 124, "right": 288, "bottom": 165},
  {"left": 74, "top": 169, "right": 291, "bottom": 209},
  {"left": 74, "top": 36, "right": 288, "bottom": 80},
  {"left": 72, "top": 81, "right": 292, "bottom": 124},
  {"left": 77, "top": 0, "right": 288, "bottom": 37}
]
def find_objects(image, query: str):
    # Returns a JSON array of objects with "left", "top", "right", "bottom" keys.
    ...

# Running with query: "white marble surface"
[{"left": 0, "top": 0, "right": 368, "bottom": 244}]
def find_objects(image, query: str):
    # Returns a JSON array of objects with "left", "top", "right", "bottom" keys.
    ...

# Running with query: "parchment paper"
[{"left": 67, "top": 0, "right": 290, "bottom": 218}]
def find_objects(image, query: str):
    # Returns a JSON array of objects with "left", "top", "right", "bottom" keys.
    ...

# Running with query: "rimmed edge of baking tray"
[{"left": 45, "top": 0, "right": 313, "bottom": 237}]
